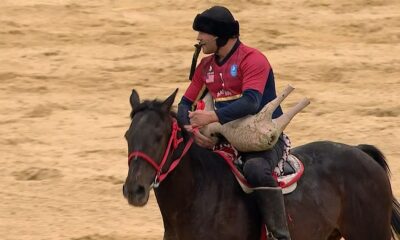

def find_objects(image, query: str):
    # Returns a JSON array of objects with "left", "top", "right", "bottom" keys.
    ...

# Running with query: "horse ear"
[
  {"left": 162, "top": 88, "right": 178, "bottom": 111},
  {"left": 130, "top": 89, "right": 140, "bottom": 110}
]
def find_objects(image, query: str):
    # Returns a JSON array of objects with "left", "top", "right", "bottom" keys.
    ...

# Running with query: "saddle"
[{"left": 214, "top": 140, "right": 304, "bottom": 195}]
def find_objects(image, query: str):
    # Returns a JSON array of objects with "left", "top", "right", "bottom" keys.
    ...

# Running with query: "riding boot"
[{"left": 255, "top": 187, "right": 291, "bottom": 240}]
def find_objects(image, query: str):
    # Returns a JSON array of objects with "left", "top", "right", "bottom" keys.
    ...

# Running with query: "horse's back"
[
  {"left": 291, "top": 141, "right": 391, "bottom": 189},
  {"left": 286, "top": 141, "right": 393, "bottom": 239}
]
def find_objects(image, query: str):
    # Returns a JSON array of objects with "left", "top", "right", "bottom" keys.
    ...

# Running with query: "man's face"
[{"left": 197, "top": 31, "right": 217, "bottom": 54}]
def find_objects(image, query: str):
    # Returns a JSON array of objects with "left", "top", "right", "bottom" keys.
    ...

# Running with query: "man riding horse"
[{"left": 177, "top": 6, "right": 291, "bottom": 239}]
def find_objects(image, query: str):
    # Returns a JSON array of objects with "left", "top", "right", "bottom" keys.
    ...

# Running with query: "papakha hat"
[{"left": 193, "top": 6, "right": 240, "bottom": 38}]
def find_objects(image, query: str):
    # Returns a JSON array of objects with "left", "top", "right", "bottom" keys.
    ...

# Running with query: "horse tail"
[
  {"left": 357, "top": 144, "right": 390, "bottom": 175},
  {"left": 356, "top": 144, "right": 400, "bottom": 238}
]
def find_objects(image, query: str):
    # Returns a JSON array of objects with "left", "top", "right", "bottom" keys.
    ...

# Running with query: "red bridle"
[{"left": 127, "top": 118, "right": 193, "bottom": 188}]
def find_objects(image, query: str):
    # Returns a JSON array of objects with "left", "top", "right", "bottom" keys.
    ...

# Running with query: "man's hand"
[
  {"left": 184, "top": 125, "right": 215, "bottom": 149},
  {"left": 193, "top": 130, "right": 215, "bottom": 149},
  {"left": 188, "top": 110, "right": 219, "bottom": 128}
]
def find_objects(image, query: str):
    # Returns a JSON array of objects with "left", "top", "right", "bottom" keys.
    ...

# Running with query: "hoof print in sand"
[
  {"left": 92, "top": 175, "right": 124, "bottom": 185},
  {"left": 13, "top": 167, "right": 63, "bottom": 181},
  {"left": 71, "top": 234, "right": 117, "bottom": 240}
]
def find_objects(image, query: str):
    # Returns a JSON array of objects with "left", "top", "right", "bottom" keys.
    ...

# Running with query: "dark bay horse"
[{"left": 123, "top": 89, "right": 400, "bottom": 240}]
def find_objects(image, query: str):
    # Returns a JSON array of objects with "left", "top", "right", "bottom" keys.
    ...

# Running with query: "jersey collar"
[{"left": 215, "top": 39, "right": 241, "bottom": 66}]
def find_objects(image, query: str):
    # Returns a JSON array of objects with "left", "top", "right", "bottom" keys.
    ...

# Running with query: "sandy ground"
[{"left": 0, "top": 0, "right": 399, "bottom": 239}]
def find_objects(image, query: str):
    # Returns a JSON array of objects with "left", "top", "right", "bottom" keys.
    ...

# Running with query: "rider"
[{"left": 177, "top": 6, "right": 291, "bottom": 239}]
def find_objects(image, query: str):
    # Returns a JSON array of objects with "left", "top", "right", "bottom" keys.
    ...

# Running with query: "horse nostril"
[
  {"left": 134, "top": 185, "right": 145, "bottom": 196},
  {"left": 123, "top": 183, "right": 147, "bottom": 202},
  {"left": 122, "top": 184, "right": 128, "bottom": 198}
]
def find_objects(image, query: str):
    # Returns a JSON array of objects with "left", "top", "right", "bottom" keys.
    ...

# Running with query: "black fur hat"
[{"left": 193, "top": 6, "right": 239, "bottom": 38}]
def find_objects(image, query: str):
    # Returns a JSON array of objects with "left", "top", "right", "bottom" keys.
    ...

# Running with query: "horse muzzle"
[{"left": 122, "top": 182, "right": 150, "bottom": 207}]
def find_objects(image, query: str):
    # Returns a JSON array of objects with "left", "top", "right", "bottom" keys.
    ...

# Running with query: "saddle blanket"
[{"left": 215, "top": 150, "right": 304, "bottom": 195}]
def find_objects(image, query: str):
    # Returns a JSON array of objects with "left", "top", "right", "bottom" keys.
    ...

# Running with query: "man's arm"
[
  {"left": 177, "top": 96, "right": 193, "bottom": 126},
  {"left": 215, "top": 89, "right": 262, "bottom": 124}
]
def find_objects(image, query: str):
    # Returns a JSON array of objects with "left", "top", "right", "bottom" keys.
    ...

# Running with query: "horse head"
[{"left": 123, "top": 89, "right": 178, "bottom": 206}]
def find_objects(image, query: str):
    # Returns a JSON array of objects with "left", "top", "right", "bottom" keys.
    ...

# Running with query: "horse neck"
[
  {"left": 153, "top": 126, "right": 237, "bottom": 218},
  {"left": 153, "top": 145, "right": 198, "bottom": 214},
  {"left": 153, "top": 143, "right": 260, "bottom": 239}
]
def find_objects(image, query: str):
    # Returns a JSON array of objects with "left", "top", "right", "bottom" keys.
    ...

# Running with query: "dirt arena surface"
[{"left": 0, "top": 0, "right": 399, "bottom": 239}]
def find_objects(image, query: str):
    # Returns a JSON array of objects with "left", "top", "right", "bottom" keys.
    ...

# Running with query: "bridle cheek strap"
[
  {"left": 158, "top": 137, "right": 193, "bottom": 184},
  {"left": 127, "top": 119, "right": 193, "bottom": 187}
]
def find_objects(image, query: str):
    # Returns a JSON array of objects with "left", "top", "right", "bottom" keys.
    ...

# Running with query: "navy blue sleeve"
[
  {"left": 177, "top": 96, "right": 193, "bottom": 126},
  {"left": 215, "top": 89, "right": 262, "bottom": 124}
]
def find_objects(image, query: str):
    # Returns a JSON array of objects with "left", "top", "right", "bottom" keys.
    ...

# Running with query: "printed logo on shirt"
[
  {"left": 230, "top": 64, "right": 238, "bottom": 77},
  {"left": 216, "top": 89, "right": 233, "bottom": 98},
  {"left": 206, "top": 65, "right": 214, "bottom": 83}
]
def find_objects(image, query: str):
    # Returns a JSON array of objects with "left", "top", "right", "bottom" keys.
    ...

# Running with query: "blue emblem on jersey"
[{"left": 230, "top": 64, "right": 238, "bottom": 77}]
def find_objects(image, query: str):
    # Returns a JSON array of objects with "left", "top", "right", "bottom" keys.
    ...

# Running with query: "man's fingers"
[
  {"left": 189, "top": 110, "right": 204, "bottom": 118},
  {"left": 184, "top": 125, "right": 193, "bottom": 132},
  {"left": 194, "top": 131, "right": 214, "bottom": 148},
  {"left": 188, "top": 110, "right": 200, "bottom": 118}
]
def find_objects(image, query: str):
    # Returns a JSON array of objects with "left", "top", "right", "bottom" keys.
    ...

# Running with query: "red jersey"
[{"left": 184, "top": 42, "right": 271, "bottom": 103}]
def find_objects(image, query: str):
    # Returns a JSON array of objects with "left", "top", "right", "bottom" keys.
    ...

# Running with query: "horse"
[{"left": 122, "top": 89, "right": 400, "bottom": 240}]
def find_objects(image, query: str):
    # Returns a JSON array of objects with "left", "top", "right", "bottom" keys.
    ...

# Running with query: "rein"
[{"left": 127, "top": 118, "right": 193, "bottom": 188}]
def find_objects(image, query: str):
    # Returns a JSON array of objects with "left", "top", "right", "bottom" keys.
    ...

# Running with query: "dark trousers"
[{"left": 241, "top": 134, "right": 285, "bottom": 188}]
